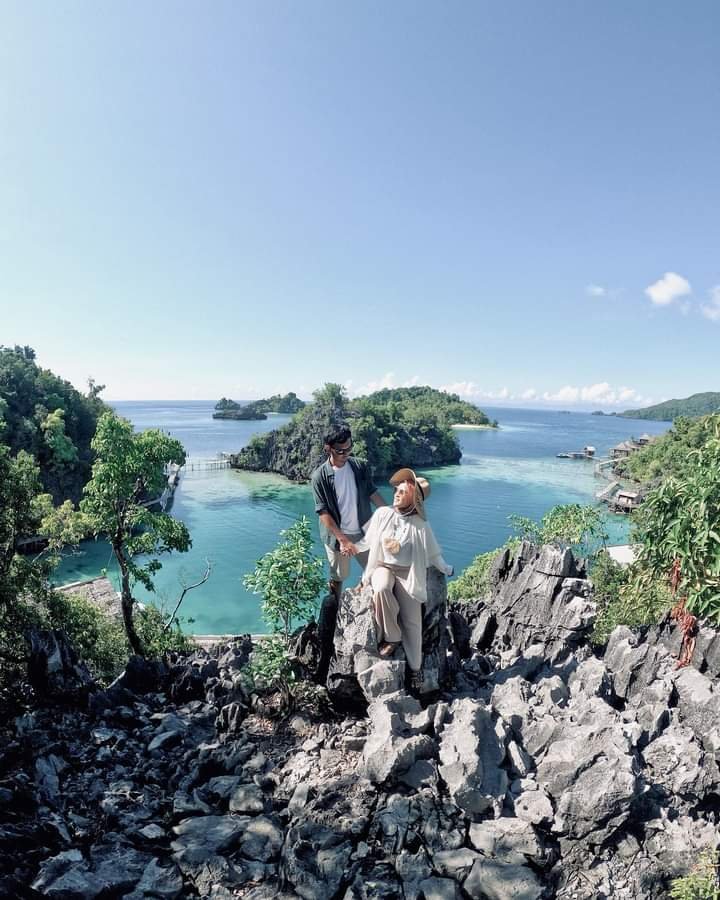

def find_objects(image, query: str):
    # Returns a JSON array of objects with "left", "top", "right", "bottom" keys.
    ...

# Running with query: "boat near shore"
[{"left": 557, "top": 445, "right": 596, "bottom": 459}]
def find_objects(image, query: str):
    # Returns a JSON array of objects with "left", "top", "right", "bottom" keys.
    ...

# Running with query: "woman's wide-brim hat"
[{"left": 389, "top": 468, "right": 431, "bottom": 518}]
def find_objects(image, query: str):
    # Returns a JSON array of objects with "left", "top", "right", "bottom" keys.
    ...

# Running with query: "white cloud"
[
  {"left": 540, "top": 382, "right": 650, "bottom": 407},
  {"left": 439, "top": 381, "right": 480, "bottom": 398},
  {"left": 543, "top": 385, "right": 580, "bottom": 404},
  {"left": 344, "top": 376, "right": 649, "bottom": 409},
  {"left": 645, "top": 272, "right": 692, "bottom": 306},
  {"left": 586, "top": 284, "right": 607, "bottom": 298},
  {"left": 347, "top": 373, "right": 423, "bottom": 396},
  {"left": 701, "top": 285, "right": 720, "bottom": 322}
]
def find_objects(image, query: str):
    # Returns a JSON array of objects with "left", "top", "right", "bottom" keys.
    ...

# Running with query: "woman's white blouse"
[{"left": 356, "top": 506, "right": 452, "bottom": 604}]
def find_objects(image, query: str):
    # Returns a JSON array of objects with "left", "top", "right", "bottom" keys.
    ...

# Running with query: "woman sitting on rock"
[{"left": 354, "top": 468, "right": 453, "bottom": 691}]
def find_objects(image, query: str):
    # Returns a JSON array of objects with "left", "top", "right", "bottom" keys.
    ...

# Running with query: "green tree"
[
  {"left": 0, "top": 345, "right": 108, "bottom": 502},
  {"left": 615, "top": 415, "right": 719, "bottom": 484},
  {"left": 244, "top": 517, "right": 325, "bottom": 644},
  {"left": 0, "top": 446, "right": 51, "bottom": 612},
  {"left": 510, "top": 503, "right": 608, "bottom": 555},
  {"left": 80, "top": 412, "right": 190, "bottom": 655},
  {"left": 631, "top": 416, "right": 720, "bottom": 621},
  {"left": 669, "top": 851, "right": 720, "bottom": 900},
  {"left": 0, "top": 444, "right": 68, "bottom": 702}
]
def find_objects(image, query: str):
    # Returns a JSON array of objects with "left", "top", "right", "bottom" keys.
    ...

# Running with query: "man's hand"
[{"left": 339, "top": 536, "right": 358, "bottom": 557}]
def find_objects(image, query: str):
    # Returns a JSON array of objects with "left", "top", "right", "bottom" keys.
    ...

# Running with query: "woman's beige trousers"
[{"left": 370, "top": 565, "right": 422, "bottom": 671}]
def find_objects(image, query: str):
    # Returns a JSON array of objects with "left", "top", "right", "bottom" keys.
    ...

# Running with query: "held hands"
[{"left": 339, "top": 535, "right": 359, "bottom": 557}]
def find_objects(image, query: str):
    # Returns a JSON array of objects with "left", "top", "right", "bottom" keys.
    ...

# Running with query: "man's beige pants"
[{"left": 370, "top": 565, "right": 422, "bottom": 671}]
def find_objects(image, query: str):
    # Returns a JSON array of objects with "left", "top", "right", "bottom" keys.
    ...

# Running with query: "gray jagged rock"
[
  {"left": 281, "top": 779, "right": 376, "bottom": 899},
  {"left": 467, "top": 818, "right": 547, "bottom": 866},
  {"left": 328, "top": 568, "right": 455, "bottom": 707},
  {"left": 438, "top": 697, "right": 509, "bottom": 816},
  {"left": 642, "top": 720, "right": 719, "bottom": 801},
  {"left": 534, "top": 699, "right": 641, "bottom": 841},
  {"left": 463, "top": 857, "right": 544, "bottom": 900},
  {"left": 672, "top": 665, "right": 720, "bottom": 753},
  {"left": 470, "top": 542, "right": 595, "bottom": 663},
  {"left": 27, "top": 628, "right": 95, "bottom": 703},
  {"left": 11, "top": 544, "right": 720, "bottom": 900},
  {"left": 361, "top": 692, "right": 436, "bottom": 783},
  {"left": 171, "top": 815, "right": 247, "bottom": 856}
]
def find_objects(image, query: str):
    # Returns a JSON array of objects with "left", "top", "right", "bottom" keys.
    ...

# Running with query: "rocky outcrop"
[
  {"left": 326, "top": 566, "right": 457, "bottom": 709},
  {"left": 3, "top": 544, "right": 720, "bottom": 899},
  {"left": 27, "top": 629, "right": 95, "bottom": 703}
]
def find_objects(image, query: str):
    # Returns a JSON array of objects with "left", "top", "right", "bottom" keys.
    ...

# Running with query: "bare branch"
[{"left": 163, "top": 558, "right": 212, "bottom": 632}]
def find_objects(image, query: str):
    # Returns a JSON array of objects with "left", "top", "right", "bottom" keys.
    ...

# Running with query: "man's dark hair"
[{"left": 324, "top": 423, "right": 352, "bottom": 447}]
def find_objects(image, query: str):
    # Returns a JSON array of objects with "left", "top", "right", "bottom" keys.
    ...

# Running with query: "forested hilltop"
[
  {"left": 0, "top": 345, "right": 107, "bottom": 503},
  {"left": 620, "top": 391, "right": 720, "bottom": 421},
  {"left": 613, "top": 414, "right": 720, "bottom": 485},
  {"left": 231, "top": 383, "right": 496, "bottom": 481}
]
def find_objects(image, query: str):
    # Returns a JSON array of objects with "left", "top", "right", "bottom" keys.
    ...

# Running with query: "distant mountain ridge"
[{"left": 620, "top": 392, "right": 720, "bottom": 421}]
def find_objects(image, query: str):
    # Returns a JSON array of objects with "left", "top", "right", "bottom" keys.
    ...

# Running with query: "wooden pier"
[{"left": 182, "top": 456, "right": 232, "bottom": 472}]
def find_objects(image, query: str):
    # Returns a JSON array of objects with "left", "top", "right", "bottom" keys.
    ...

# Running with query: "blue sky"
[{"left": 1, "top": 2, "right": 718, "bottom": 409}]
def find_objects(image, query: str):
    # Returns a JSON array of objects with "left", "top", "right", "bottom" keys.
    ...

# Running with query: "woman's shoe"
[{"left": 379, "top": 641, "right": 400, "bottom": 658}]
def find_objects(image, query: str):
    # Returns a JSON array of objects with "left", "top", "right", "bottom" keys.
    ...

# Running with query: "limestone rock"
[
  {"left": 328, "top": 569, "right": 455, "bottom": 707},
  {"left": 361, "top": 692, "right": 436, "bottom": 783},
  {"left": 438, "top": 697, "right": 508, "bottom": 815},
  {"left": 468, "top": 818, "right": 546, "bottom": 866},
  {"left": 483, "top": 543, "right": 595, "bottom": 660},
  {"left": 171, "top": 815, "right": 247, "bottom": 855},
  {"left": 27, "top": 629, "right": 94, "bottom": 703},
  {"left": 463, "top": 858, "right": 544, "bottom": 900}
]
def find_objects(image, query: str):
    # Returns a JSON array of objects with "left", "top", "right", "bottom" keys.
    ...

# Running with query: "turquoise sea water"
[{"left": 52, "top": 402, "right": 669, "bottom": 634}]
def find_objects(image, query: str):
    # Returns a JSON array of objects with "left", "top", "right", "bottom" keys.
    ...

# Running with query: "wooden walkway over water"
[{"left": 182, "top": 456, "right": 232, "bottom": 472}]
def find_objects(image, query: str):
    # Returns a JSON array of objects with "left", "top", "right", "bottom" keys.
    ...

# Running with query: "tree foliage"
[
  {"left": 509, "top": 503, "right": 608, "bottom": 556},
  {"left": 244, "top": 517, "right": 325, "bottom": 645},
  {"left": 615, "top": 415, "right": 719, "bottom": 484},
  {"left": 0, "top": 444, "right": 90, "bottom": 707},
  {"left": 80, "top": 412, "right": 190, "bottom": 655},
  {"left": 669, "top": 850, "right": 720, "bottom": 900},
  {"left": 0, "top": 345, "right": 108, "bottom": 502},
  {"left": 630, "top": 416, "right": 720, "bottom": 621},
  {"left": 589, "top": 550, "right": 673, "bottom": 646},
  {"left": 247, "top": 392, "right": 306, "bottom": 415},
  {"left": 0, "top": 447, "right": 53, "bottom": 664}
]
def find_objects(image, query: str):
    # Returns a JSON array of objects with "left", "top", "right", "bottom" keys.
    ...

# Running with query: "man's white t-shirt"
[{"left": 333, "top": 463, "right": 360, "bottom": 534}]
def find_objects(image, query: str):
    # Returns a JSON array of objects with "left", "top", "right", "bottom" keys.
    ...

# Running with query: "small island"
[
  {"left": 230, "top": 383, "right": 497, "bottom": 482},
  {"left": 213, "top": 392, "right": 306, "bottom": 421}
]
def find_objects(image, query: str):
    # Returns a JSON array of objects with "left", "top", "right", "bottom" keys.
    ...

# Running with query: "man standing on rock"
[{"left": 311, "top": 423, "right": 387, "bottom": 682}]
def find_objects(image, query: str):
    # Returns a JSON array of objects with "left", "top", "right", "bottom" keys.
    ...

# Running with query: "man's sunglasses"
[{"left": 332, "top": 443, "right": 353, "bottom": 456}]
